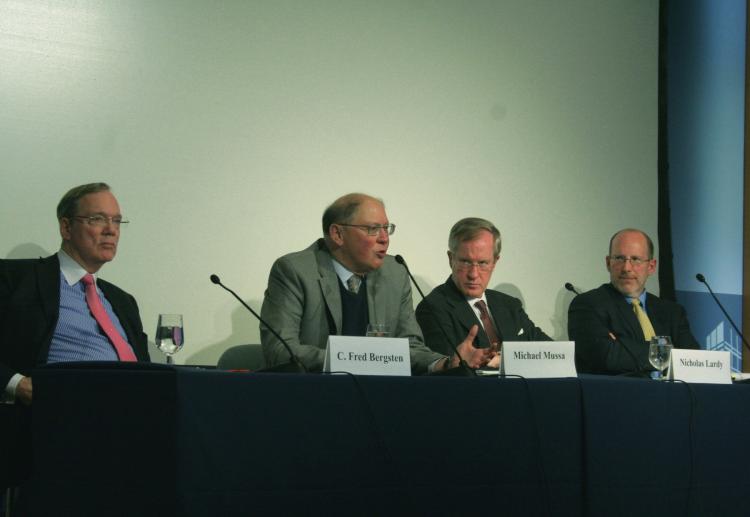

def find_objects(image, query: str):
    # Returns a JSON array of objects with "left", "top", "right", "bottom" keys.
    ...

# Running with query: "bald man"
[
  {"left": 568, "top": 228, "right": 698, "bottom": 375},
  {"left": 260, "top": 193, "right": 489, "bottom": 374}
]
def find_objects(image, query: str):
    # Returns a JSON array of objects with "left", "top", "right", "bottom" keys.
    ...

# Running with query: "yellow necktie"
[{"left": 632, "top": 298, "right": 655, "bottom": 341}]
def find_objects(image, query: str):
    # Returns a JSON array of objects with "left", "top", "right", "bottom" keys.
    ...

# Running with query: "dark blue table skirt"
[
  {"left": 175, "top": 372, "right": 582, "bottom": 516},
  {"left": 580, "top": 376, "right": 750, "bottom": 516},
  {"left": 28, "top": 366, "right": 750, "bottom": 516}
]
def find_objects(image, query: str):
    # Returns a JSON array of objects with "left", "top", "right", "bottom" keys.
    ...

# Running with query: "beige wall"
[{"left": 0, "top": 0, "right": 660, "bottom": 365}]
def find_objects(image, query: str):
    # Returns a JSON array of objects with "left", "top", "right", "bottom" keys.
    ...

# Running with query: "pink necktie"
[{"left": 81, "top": 274, "right": 137, "bottom": 362}]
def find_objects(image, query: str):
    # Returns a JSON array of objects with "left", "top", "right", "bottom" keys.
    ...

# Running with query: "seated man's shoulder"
[
  {"left": 273, "top": 240, "right": 325, "bottom": 269},
  {"left": 418, "top": 279, "right": 453, "bottom": 306},
  {"left": 486, "top": 288, "right": 523, "bottom": 308},
  {"left": 573, "top": 283, "right": 614, "bottom": 304},
  {"left": 98, "top": 278, "right": 136, "bottom": 301}
]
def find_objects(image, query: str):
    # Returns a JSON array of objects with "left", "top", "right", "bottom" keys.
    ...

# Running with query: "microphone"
[
  {"left": 564, "top": 282, "right": 580, "bottom": 295},
  {"left": 393, "top": 255, "right": 474, "bottom": 376},
  {"left": 394, "top": 254, "right": 426, "bottom": 299},
  {"left": 210, "top": 274, "right": 307, "bottom": 373},
  {"left": 695, "top": 273, "right": 750, "bottom": 354}
]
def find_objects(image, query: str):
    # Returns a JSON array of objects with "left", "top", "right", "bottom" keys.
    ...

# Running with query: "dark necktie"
[{"left": 474, "top": 300, "right": 501, "bottom": 346}]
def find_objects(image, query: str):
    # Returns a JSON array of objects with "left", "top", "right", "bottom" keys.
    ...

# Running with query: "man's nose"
[{"left": 102, "top": 220, "right": 118, "bottom": 234}]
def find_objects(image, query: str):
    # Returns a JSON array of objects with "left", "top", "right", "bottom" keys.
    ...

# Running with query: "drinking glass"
[
  {"left": 648, "top": 336, "right": 673, "bottom": 381},
  {"left": 366, "top": 323, "right": 390, "bottom": 337},
  {"left": 156, "top": 314, "right": 184, "bottom": 364}
]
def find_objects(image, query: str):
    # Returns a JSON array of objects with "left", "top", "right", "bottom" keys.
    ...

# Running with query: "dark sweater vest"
[{"left": 339, "top": 277, "right": 369, "bottom": 336}]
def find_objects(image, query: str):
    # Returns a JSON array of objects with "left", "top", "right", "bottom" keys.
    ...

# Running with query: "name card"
[
  {"left": 500, "top": 341, "right": 577, "bottom": 379},
  {"left": 323, "top": 335, "right": 411, "bottom": 376},
  {"left": 668, "top": 349, "right": 731, "bottom": 384}
]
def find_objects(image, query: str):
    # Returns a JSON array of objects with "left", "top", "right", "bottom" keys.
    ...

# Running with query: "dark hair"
[
  {"left": 608, "top": 228, "right": 654, "bottom": 259},
  {"left": 57, "top": 183, "right": 111, "bottom": 220},
  {"left": 448, "top": 217, "right": 502, "bottom": 257}
]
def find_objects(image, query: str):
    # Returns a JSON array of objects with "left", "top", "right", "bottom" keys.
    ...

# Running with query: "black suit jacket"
[
  {"left": 567, "top": 283, "right": 699, "bottom": 375},
  {"left": 0, "top": 254, "right": 149, "bottom": 387},
  {"left": 415, "top": 276, "right": 551, "bottom": 356}
]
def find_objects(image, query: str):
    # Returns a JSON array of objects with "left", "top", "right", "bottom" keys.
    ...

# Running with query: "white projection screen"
[{"left": 0, "top": 0, "right": 659, "bottom": 365}]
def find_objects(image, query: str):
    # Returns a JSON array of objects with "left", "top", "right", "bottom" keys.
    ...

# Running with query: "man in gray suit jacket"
[
  {"left": 416, "top": 217, "right": 550, "bottom": 369},
  {"left": 260, "top": 193, "right": 490, "bottom": 374}
]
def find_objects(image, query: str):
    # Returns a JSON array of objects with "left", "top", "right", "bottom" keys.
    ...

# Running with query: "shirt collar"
[
  {"left": 331, "top": 258, "right": 363, "bottom": 287},
  {"left": 57, "top": 249, "right": 97, "bottom": 287},
  {"left": 625, "top": 290, "right": 648, "bottom": 311},
  {"left": 465, "top": 292, "right": 489, "bottom": 307}
]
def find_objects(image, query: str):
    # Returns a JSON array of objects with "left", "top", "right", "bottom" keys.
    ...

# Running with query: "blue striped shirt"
[{"left": 46, "top": 250, "right": 132, "bottom": 363}]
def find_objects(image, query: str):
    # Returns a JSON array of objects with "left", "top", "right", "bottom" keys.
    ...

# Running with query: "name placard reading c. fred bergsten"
[{"left": 323, "top": 335, "right": 411, "bottom": 376}]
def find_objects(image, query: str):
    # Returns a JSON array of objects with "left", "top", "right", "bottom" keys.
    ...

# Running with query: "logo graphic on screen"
[{"left": 705, "top": 321, "right": 741, "bottom": 372}]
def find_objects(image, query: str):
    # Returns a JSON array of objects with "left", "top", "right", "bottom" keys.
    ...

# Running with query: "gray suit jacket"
[{"left": 260, "top": 239, "right": 443, "bottom": 373}]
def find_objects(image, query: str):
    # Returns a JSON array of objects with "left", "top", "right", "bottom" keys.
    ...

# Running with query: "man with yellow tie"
[{"left": 568, "top": 228, "right": 699, "bottom": 375}]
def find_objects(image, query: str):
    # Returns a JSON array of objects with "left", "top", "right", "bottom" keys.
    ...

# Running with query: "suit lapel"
[
  {"left": 607, "top": 284, "right": 645, "bottom": 341},
  {"left": 645, "top": 294, "right": 668, "bottom": 336},
  {"left": 316, "top": 246, "right": 342, "bottom": 334},
  {"left": 445, "top": 278, "right": 490, "bottom": 347},
  {"left": 36, "top": 255, "right": 61, "bottom": 328},
  {"left": 98, "top": 281, "right": 136, "bottom": 346},
  {"left": 36, "top": 255, "right": 62, "bottom": 354},
  {"left": 485, "top": 291, "right": 508, "bottom": 343}
]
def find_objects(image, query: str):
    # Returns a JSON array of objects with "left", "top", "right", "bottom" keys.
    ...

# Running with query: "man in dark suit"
[
  {"left": 0, "top": 182, "right": 149, "bottom": 406},
  {"left": 416, "top": 218, "right": 550, "bottom": 369},
  {"left": 260, "top": 194, "right": 490, "bottom": 374},
  {"left": 567, "top": 228, "right": 699, "bottom": 375}
]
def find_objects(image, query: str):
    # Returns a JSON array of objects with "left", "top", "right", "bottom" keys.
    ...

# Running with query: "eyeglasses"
[
  {"left": 609, "top": 255, "right": 650, "bottom": 267},
  {"left": 72, "top": 215, "right": 129, "bottom": 228},
  {"left": 338, "top": 223, "right": 396, "bottom": 236},
  {"left": 453, "top": 259, "right": 495, "bottom": 272}
]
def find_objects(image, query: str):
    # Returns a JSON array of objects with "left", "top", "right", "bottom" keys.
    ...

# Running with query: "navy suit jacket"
[
  {"left": 567, "top": 283, "right": 699, "bottom": 375},
  {"left": 415, "top": 276, "right": 551, "bottom": 357},
  {"left": 0, "top": 254, "right": 149, "bottom": 387}
]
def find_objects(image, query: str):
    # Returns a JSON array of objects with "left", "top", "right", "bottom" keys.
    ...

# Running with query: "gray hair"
[
  {"left": 448, "top": 217, "right": 501, "bottom": 257},
  {"left": 56, "top": 183, "right": 111, "bottom": 220}
]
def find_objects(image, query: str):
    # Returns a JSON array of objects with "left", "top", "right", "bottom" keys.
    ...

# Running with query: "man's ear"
[
  {"left": 59, "top": 218, "right": 72, "bottom": 241},
  {"left": 329, "top": 224, "right": 345, "bottom": 246}
]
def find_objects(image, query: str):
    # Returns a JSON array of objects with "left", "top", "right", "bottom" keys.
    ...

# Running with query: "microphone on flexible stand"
[
  {"left": 394, "top": 254, "right": 426, "bottom": 299},
  {"left": 210, "top": 274, "right": 307, "bottom": 373},
  {"left": 695, "top": 273, "right": 750, "bottom": 354},
  {"left": 564, "top": 282, "right": 581, "bottom": 295},
  {"left": 394, "top": 254, "right": 474, "bottom": 376}
]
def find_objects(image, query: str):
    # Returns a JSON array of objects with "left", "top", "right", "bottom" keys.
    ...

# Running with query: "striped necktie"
[
  {"left": 474, "top": 300, "right": 501, "bottom": 346},
  {"left": 347, "top": 275, "right": 362, "bottom": 294}
]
